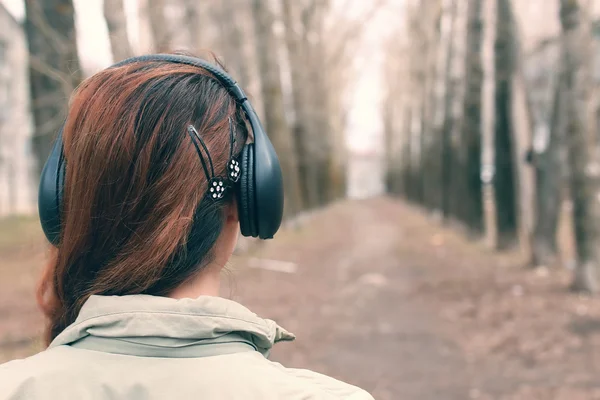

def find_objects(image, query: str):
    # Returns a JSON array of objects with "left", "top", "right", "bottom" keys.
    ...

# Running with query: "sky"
[{"left": 1, "top": 0, "right": 396, "bottom": 154}]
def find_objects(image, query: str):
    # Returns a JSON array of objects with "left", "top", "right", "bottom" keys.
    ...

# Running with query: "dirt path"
[
  {"left": 3, "top": 198, "right": 600, "bottom": 399},
  {"left": 228, "top": 198, "right": 600, "bottom": 400}
]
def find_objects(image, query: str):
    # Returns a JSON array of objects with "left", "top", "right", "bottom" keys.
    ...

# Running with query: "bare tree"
[
  {"left": 147, "top": 0, "right": 170, "bottom": 52},
  {"left": 560, "top": 0, "right": 600, "bottom": 293},
  {"left": 493, "top": 0, "right": 519, "bottom": 246},
  {"left": 531, "top": 72, "right": 564, "bottom": 266},
  {"left": 382, "top": 32, "right": 408, "bottom": 195},
  {"left": 218, "top": 0, "right": 252, "bottom": 89},
  {"left": 427, "top": 0, "right": 458, "bottom": 214},
  {"left": 444, "top": 0, "right": 469, "bottom": 220},
  {"left": 144, "top": 0, "right": 203, "bottom": 54},
  {"left": 104, "top": 0, "right": 134, "bottom": 61},
  {"left": 24, "top": 0, "right": 82, "bottom": 176},
  {"left": 482, "top": 0, "right": 498, "bottom": 248},
  {"left": 403, "top": 0, "right": 429, "bottom": 203},
  {"left": 181, "top": 0, "right": 201, "bottom": 53},
  {"left": 281, "top": 0, "right": 319, "bottom": 208},
  {"left": 304, "top": 1, "right": 335, "bottom": 206},
  {"left": 459, "top": 0, "right": 484, "bottom": 232},
  {"left": 417, "top": 0, "right": 438, "bottom": 205},
  {"left": 251, "top": 0, "right": 304, "bottom": 216}
]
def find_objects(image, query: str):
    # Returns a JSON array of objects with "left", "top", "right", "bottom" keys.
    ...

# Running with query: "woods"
[
  {"left": 383, "top": 0, "right": 600, "bottom": 294},
  {"left": 7, "top": 0, "right": 600, "bottom": 294},
  {"left": 8, "top": 0, "right": 385, "bottom": 220}
]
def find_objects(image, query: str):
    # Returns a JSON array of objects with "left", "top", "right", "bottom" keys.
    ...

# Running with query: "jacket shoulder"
[
  {"left": 0, "top": 347, "right": 91, "bottom": 400},
  {"left": 266, "top": 360, "right": 375, "bottom": 399}
]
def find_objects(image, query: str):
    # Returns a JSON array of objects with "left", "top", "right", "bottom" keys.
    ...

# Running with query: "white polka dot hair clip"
[{"left": 187, "top": 120, "right": 242, "bottom": 202}]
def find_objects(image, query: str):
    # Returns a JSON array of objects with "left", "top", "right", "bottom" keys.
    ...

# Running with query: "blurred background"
[{"left": 2, "top": 0, "right": 600, "bottom": 399}]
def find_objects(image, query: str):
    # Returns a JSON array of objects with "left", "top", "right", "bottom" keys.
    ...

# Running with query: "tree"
[
  {"left": 560, "top": 0, "right": 600, "bottom": 293},
  {"left": 459, "top": 0, "right": 484, "bottom": 232},
  {"left": 531, "top": 73, "right": 564, "bottom": 266},
  {"left": 431, "top": 0, "right": 458, "bottom": 213},
  {"left": 147, "top": 0, "right": 169, "bottom": 52},
  {"left": 218, "top": 0, "right": 252, "bottom": 90},
  {"left": 104, "top": 0, "right": 134, "bottom": 61},
  {"left": 24, "top": 0, "right": 82, "bottom": 176},
  {"left": 281, "top": 0, "right": 320, "bottom": 208},
  {"left": 441, "top": 0, "right": 468, "bottom": 219},
  {"left": 302, "top": 0, "right": 335, "bottom": 206},
  {"left": 382, "top": 32, "right": 410, "bottom": 196},
  {"left": 443, "top": 0, "right": 470, "bottom": 221},
  {"left": 493, "top": 0, "right": 518, "bottom": 246},
  {"left": 481, "top": 0, "right": 498, "bottom": 248},
  {"left": 403, "top": 0, "right": 429, "bottom": 203},
  {"left": 180, "top": 0, "right": 201, "bottom": 53},
  {"left": 251, "top": 0, "right": 304, "bottom": 216},
  {"left": 421, "top": 0, "right": 444, "bottom": 212}
]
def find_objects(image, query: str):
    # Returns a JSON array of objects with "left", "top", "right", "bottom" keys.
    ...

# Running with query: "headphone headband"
[
  {"left": 112, "top": 54, "right": 248, "bottom": 102},
  {"left": 112, "top": 54, "right": 270, "bottom": 164}
]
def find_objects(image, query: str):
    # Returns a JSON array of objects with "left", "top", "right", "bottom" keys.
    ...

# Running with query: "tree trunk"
[
  {"left": 251, "top": 0, "right": 303, "bottom": 216},
  {"left": 460, "top": 0, "right": 484, "bottom": 232},
  {"left": 281, "top": 0, "right": 319, "bottom": 209},
  {"left": 443, "top": 0, "right": 468, "bottom": 220},
  {"left": 104, "top": 0, "right": 134, "bottom": 61},
  {"left": 147, "top": 0, "right": 170, "bottom": 52},
  {"left": 306, "top": 5, "right": 334, "bottom": 206},
  {"left": 403, "top": 106, "right": 414, "bottom": 198},
  {"left": 447, "top": 0, "right": 469, "bottom": 222},
  {"left": 560, "top": 0, "right": 600, "bottom": 293},
  {"left": 218, "top": 0, "right": 252, "bottom": 89},
  {"left": 181, "top": 0, "right": 201, "bottom": 53},
  {"left": 494, "top": 0, "right": 518, "bottom": 246},
  {"left": 404, "top": 4, "right": 428, "bottom": 205},
  {"left": 482, "top": 0, "right": 498, "bottom": 248},
  {"left": 24, "top": 0, "right": 82, "bottom": 176},
  {"left": 418, "top": 0, "right": 441, "bottom": 211},
  {"left": 430, "top": 0, "right": 457, "bottom": 213},
  {"left": 531, "top": 78, "right": 564, "bottom": 266}
]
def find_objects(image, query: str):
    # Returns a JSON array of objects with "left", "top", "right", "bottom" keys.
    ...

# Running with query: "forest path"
[
  {"left": 230, "top": 197, "right": 600, "bottom": 400},
  {"left": 2, "top": 197, "right": 600, "bottom": 399}
]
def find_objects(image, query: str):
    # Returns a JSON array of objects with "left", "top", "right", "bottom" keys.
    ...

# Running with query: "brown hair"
[{"left": 37, "top": 56, "right": 248, "bottom": 345}]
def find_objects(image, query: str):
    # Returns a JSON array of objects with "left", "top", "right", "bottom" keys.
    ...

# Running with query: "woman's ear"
[{"left": 226, "top": 198, "right": 239, "bottom": 224}]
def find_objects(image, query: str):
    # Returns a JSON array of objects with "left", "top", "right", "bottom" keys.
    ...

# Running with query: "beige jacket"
[{"left": 0, "top": 295, "right": 374, "bottom": 399}]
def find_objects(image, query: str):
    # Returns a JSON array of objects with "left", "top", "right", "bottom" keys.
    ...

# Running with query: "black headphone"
[{"left": 38, "top": 54, "right": 284, "bottom": 245}]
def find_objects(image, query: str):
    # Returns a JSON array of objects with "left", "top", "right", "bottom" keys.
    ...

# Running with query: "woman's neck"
[{"left": 168, "top": 263, "right": 222, "bottom": 299}]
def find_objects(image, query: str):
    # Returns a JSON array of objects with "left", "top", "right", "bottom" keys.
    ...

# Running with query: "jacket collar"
[{"left": 49, "top": 294, "right": 295, "bottom": 358}]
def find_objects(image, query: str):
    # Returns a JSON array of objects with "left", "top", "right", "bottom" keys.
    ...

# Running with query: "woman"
[{"left": 0, "top": 55, "right": 374, "bottom": 400}]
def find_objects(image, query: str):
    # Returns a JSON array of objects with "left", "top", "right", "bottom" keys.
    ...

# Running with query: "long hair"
[{"left": 36, "top": 57, "right": 248, "bottom": 345}]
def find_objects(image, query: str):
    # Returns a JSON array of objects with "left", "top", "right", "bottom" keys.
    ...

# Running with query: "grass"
[{"left": 0, "top": 215, "right": 44, "bottom": 254}]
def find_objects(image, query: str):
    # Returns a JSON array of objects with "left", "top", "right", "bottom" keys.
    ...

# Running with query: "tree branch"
[{"left": 25, "top": 0, "right": 70, "bottom": 55}]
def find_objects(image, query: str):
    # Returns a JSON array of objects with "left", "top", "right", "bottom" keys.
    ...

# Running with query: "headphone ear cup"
[
  {"left": 237, "top": 144, "right": 257, "bottom": 237},
  {"left": 38, "top": 128, "right": 66, "bottom": 246}
]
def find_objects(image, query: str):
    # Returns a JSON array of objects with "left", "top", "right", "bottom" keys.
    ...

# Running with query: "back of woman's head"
[{"left": 37, "top": 56, "right": 248, "bottom": 344}]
